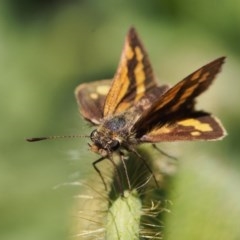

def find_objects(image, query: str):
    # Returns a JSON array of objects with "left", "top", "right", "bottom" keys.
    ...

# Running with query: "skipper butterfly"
[{"left": 28, "top": 27, "right": 227, "bottom": 190}]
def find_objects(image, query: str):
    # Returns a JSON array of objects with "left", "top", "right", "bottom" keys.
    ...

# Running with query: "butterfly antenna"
[{"left": 26, "top": 135, "right": 89, "bottom": 142}]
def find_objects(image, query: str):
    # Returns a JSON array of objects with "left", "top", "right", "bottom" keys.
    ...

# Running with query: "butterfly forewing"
[
  {"left": 134, "top": 57, "right": 225, "bottom": 138},
  {"left": 103, "top": 27, "right": 157, "bottom": 117}
]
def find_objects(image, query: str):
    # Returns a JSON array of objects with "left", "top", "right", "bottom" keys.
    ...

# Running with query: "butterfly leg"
[
  {"left": 93, "top": 155, "right": 124, "bottom": 195},
  {"left": 119, "top": 151, "right": 131, "bottom": 191},
  {"left": 132, "top": 150, "right": 159, "bottom": 188},
  {"left": 152, "top": 144, "right": 177, "bottom": 161},
  {"left": 108, "top": 154, "right": 124, "bottom": 195},
  {"left": 92, "top": 157, "right": 108, "bottom": 191}
]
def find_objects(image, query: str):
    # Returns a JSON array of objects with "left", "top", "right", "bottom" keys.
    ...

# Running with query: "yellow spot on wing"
[
  {"left": 199, "top": 72, "right": 210, "bottom": 83},
  {"left": 178, "top": 119, "right": 212, "bottom": 132},
  {"left": 135, "top": 46, "right": 143, "bottom": 60},
  {"left": 155, "top": 81, "right": 185, "bottom": 111},
  {"left": 191, "top": 69, "right": 202, "bottom": 81},
  {"left": 134, "top": 46, "right": 145, "bottom": 100},
  {"left": 90, "top": 93, "right": 98, "bottom": 99},
  {"left": 96, "top": 85, "right": 110, "bottom": 95},
  {"left": 126, "top": 43, "right": 134, "bottom": 60},
  {"left": 152, "top": 126, "right": 171, "bottom": 134},
  {"left": 191, "top": 131, "right": 201, "bottom": 136},
  {"left": 169, "top": 84, "right": 198, "bottom": 112}
]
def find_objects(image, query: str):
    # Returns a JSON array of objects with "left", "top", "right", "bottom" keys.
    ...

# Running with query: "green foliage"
[{"left": 0, "top": 1, "right": 239, "bottom": 239}]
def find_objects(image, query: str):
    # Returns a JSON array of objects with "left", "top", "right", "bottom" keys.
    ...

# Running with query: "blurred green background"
[{"left": 1, "top": 0, "right": 240, "bottom": 239}]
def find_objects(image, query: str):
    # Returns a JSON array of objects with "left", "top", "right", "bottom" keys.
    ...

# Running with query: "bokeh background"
[{"left": 1, "top": 1, "right": 240, "bottom": 239}]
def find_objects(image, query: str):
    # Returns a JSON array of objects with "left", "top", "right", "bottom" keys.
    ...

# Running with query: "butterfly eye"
[
  {"left": 90, "top": 129, "right": 98, "bottom": 141},
  {"left": 109, "top": 139, "right": 120, "bottom": 151}
]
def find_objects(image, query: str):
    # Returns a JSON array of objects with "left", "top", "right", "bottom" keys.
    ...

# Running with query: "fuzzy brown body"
[
  {"left": 90, "top": 112, "right": 139, "bottom": 156},
  {"left": 87, "top": 85, "right": 170, "bottom": 157}
]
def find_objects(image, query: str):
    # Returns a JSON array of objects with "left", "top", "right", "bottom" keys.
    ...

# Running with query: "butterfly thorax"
[{"left": 89, "top": 110, "right": 141, "bottom": 156}]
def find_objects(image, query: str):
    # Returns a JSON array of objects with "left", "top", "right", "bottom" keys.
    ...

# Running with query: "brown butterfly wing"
[
  {"left": 133, "top": 57, "right": 226, "bottom": 139},
  {"left": 103, "top": 27, "right": 158, "bottom": 117},
  {"left": 140, "top": 112, "right": 226, "bottom": 142},
  {"left": 75, "top": 80, "right": 111, "bottom": 125}
]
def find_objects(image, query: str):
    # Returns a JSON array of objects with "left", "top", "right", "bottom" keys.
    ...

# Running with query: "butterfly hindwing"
[
  {"left": 140, "top": 113, "right": 226, "bottom": 142},
  {"left": 103, "top": 27, "right": 157, "bottom": 117},
  {"left": 75, "top": 80, "right": 111, "bottom": 125}
]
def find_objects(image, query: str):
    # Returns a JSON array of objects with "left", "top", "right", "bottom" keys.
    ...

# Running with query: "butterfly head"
[{"left": 89, "top": 129, "right": 121, "bottom": 156}]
